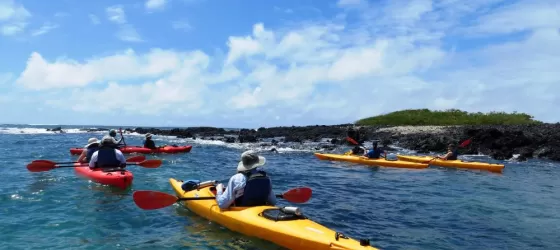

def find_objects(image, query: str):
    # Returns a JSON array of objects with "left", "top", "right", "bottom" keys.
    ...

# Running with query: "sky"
[{"left": 0, "top": 0, "right": 559, "bottom": 128}]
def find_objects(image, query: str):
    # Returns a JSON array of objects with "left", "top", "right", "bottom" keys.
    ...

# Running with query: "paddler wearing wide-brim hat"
[
  {"left": 77, "top": 137, "right": 101, "bottom": 163},
  {"left": 215, "top": 151, "right": 276, "bottom": 209}
]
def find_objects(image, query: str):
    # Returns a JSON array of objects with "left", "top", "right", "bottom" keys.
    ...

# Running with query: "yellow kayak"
[
  {"left": 169, "top": 178, "right": 377, "bottom": 250},
  {"left": 314, "top": 153, "right": 428, "bottom": 169},
  {"left": 396, "top": 155, "right": 505, "bottom": 173}
]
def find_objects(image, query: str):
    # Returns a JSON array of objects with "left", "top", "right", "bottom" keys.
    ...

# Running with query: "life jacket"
[
  {"left": 447, "top": 149, "right": 459, "bottom": 160},
  {"left": 85, "top": 144, "right": 100, "bottom": 162},
  {"left": 234, "top": 170, "right": 272, "bottom": 207},
  {"left": 144, "top": 139, "right": 156, "bottom": 149},
  {"left": 367, "top": 149, "right": 382, "bottom": 159},
  {"left": 95, "top": 146, "right": 123, "bottom": 168}
]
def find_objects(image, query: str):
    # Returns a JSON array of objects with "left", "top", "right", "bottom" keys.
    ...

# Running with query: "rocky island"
[{"left": 88, "top": 109, "right": 560, "bottom": 162}]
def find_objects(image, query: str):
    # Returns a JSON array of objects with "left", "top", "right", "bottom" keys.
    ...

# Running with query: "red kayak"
[
  {"left": 74, "top": 163, "right": 133, "bottom": 189},
  {"left": 69, "top": 145, "right": 192, "bottom": 155}
]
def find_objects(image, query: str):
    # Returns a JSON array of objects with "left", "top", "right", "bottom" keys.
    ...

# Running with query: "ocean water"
[{"left": 1, "top": 125, "right": 559, "bottom": 250}]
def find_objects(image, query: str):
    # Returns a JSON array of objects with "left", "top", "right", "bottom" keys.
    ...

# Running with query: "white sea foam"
[{"left": 0, "top": 127, "right": 96, "bottom": 135}]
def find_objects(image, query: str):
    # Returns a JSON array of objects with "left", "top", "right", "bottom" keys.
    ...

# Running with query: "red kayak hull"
[
  {"left": 69, "top": 145, "right": 192, "bottom": 155},
  {"left": 74, "top": 163, "right": 133, "bottom": 189}
]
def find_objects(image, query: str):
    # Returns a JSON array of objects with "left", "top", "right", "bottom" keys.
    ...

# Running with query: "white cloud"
[
  {"left": 54, "top": 12, "right": 69, "bottom": 18},
  {"left": 31, "top": 22, "right": 58, "bottom": 36},
  {"left": 466, "top": 0, "right": 560, "bottom": 35},
  {"left": 9, "top": 0, "right": 560, "bottom": 125},
  {"left": 15, "top": 49, "right": 194, "bottom": 90},
  {"left": 105, "top": 5, "right": 143, "bottom": 42},
  {"left": 89, "top": 14, "right": 100, "bottom": 25},
  {"left": 172, "top": 20, "right": 192, "bottom": 31},
  {"left": 337, "top": 0, "right": 363, "bottom": 6},
  {"left": 0, "top": 0, "right": 31, "bottom": 36},
  {"left": 145, "top": 0, "right": 167, "bottom": 12},
  {"left": 273, "top": 6, "right": 294, "bottom": 14},
  {"left": 116, "top": 24, "right": 143, "bottom": 42},
  {"left": 106, "top": 5, "right": 126, "bottom": 24}
]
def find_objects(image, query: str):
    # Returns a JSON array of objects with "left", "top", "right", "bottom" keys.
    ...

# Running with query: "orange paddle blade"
[
  {"left": 346, "top": 137, "right": 358, "bottom": 145},
  {"left": 26, "top": 162, "right": 57, "bottom": 172},
  {"left": 135, "top": 159, "right": 162, "bottom": 168},
  {"left": 281, "top": 187, "right": 312, "bottom": 203},
  {"left": 133, "top": 190, "right": 178, "bottom": 210},
  {"left": 126, "top": 155, "right": 146, "bottom": 163}
]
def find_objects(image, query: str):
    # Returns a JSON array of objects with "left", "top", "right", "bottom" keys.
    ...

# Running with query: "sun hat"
[
  {"left": 146, "top": 133, "right": 152, "bottom": 138},
  {"left": 101, "top": 135, "right": 118, "bottom": 145},
  {"left": 86, "top": 137, "right": 99, "bottom": 147},
  {"left": 237, "top": 151, "right": 266, "bottom": 172}
]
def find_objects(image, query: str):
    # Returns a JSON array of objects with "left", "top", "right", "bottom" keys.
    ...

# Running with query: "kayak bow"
[
  {"left": 74, "top": 163, "right": 133, "bottom": 189},
  {"left": 396, "top": 155, "right": 505, "bottom": 173}
]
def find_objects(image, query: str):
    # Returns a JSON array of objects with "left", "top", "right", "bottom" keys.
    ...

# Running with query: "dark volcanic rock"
[
  {"left": 47, "top": 126, "right": 62, "bottom": 132},
  {"left": 130, "top": 123, "right": 560, "bottom": 162},
  {"left": 238, "top": 134, "right": 257, "bottom": 143}
]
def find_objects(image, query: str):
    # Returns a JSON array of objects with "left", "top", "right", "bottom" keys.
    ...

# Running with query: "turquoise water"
[{"left": 1, "top": 125, "right": 559, "bottom": 249}]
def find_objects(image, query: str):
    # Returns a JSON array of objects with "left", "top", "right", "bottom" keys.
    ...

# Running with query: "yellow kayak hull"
[
  {"left": 169, "top": 178, "right": 378, "bottom": 250},
  {"left": 396, "top": 155, "right": 505, "bottom": 173},
  {"left": 314, "top": 153, "right": 428, "bottom": 169}
]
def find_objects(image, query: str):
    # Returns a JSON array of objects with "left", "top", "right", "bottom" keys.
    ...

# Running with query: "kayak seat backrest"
[{"left": 235, "top": 172, "right": 272, "bottom": 207}]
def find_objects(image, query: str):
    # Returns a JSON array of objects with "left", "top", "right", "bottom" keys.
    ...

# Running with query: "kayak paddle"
[
  {"left": 346, "top": 137, "right": 359, "bottom": 145},
  {"left": 27, "top": 159, "right": 162, "bottom": 172},
  {"left": 31, "top": 155, "right": 146, "bottom": 165},
  {"left": 459, "top": 138, "right": 472, "bottom": 148},
  {"left": 132, "top": 187, "right": 313, "bottom": 210},
  {"left": 119, "top": 128, "right": 127, "bottom": 147}
]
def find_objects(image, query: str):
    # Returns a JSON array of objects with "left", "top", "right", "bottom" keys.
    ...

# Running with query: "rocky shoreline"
[{"left": 71, "top": 124, "right": 560, "bottom": 162}]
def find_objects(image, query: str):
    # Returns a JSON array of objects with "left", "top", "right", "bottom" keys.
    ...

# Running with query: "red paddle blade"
[
  {"left": 136, "top": 159, "right": 162, "bottom": 168},
  {"left": 459, "top": 138, "right": 472, "bottom": 148},
  {"left": 32, "top": 160, "right": 56, "bottom": 164},
  {"left": 133, "top": 190, "right": 178, "bottom": 210},
  {"left": 126, "top": 155, "right": 146, "bottom": 163},
  {"left": 282, "top": 187, "right": 312, "bottom": 203},
  {"left": 26, "top": 162, "right": 57, "bottom": 172},
  {"left": 346, "top": 137, "right": 358, "bottom": 145}
]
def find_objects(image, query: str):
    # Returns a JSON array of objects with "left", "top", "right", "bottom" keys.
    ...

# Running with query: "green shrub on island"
[{"left": 356, "top": 109, "right": 542, "bottom": 126}]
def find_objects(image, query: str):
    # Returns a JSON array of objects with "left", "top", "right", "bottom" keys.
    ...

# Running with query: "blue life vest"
[
  {"left": 447, "top": 149, "right": 459, "bottom": 160},
  {"left": 234, "top": 170, "right": 272, "bottom": 207},
  {"left": 85, "top": 144, "right": 100, "bottom": 162},
  {"left": 366, "top": 149, "right": 383, "bottom": 159},
  {"left": 95, "top": 146, "right": 123, "bottom": 168}
]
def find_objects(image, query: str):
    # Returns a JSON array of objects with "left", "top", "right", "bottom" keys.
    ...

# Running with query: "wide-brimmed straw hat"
[
  {"left": 237, "top": 151, "right": 266, "bottom": 172},
  {"left": 86, "top": 137, "right": 100, "bottom": 147}
]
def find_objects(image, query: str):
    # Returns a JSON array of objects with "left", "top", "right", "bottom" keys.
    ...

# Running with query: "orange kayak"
[{"left": 314, "top": 153, "right": 428, "bottom": 169}]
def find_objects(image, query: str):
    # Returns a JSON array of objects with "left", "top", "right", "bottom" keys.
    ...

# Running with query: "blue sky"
[{"left": 0, "top": 0, "right": 559, "bottom": 128}]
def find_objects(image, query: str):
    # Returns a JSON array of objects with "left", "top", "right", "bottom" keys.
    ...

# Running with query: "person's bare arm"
[{"left": 77, "top": 151, "right": 86, "bottom": 163}]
